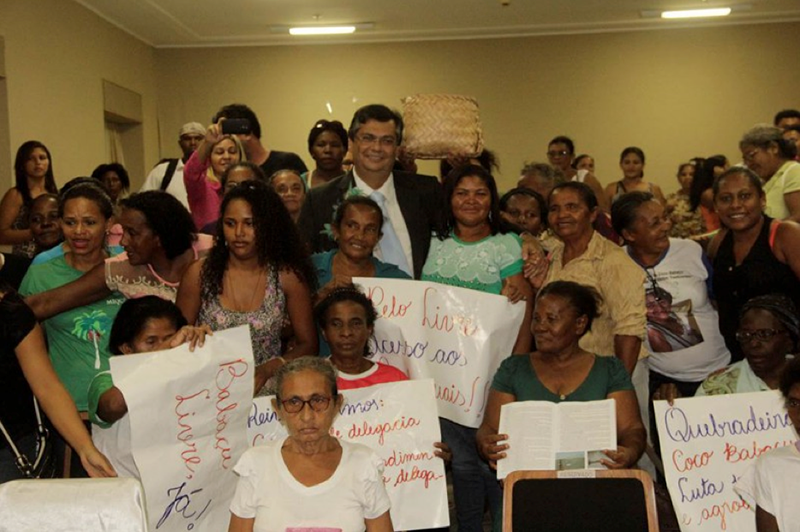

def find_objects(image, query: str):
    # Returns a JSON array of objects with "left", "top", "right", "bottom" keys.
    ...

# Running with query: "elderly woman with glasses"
[
  {"left": 740, "top": 124, "right": 800, "bottom": 222},
  {"left": 694, "top": 294, "right": 798, "bottom": 396},
  {"left": 228, "top": 357, "right": 393, "bottom": 532}
]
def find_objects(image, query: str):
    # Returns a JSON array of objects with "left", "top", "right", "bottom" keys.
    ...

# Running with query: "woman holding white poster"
[
  {"left": 477, "top": 281, "right": 646, "bottom": 530},
  {"left": 229, "top": 357, "right": 393, "bottom": 532},
  {"left": 421, "top": 164, "right": 533, "bottom": 532},
  {"left": 87, "top": 296, "right": 211, "bottom": 478}
]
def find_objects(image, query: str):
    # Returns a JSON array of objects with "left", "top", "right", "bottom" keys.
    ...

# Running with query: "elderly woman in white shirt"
[{"left": 228, "top": 357, "right": 392, "bottom": 532}]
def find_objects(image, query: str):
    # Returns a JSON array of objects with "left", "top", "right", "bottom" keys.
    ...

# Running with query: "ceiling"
[{"left": 74, "top": 0, "right": 800, "bottom": 48}]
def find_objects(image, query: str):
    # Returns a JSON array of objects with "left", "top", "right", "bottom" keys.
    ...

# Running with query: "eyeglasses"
[
  {"left": 547, "top": 150, "right": 570, "bottom": 158},
  {"left": 735, "top": 328, "right": 787, "bottom": 343},
  {"left": 280, "top": 395, "right": 332, "bottom": 414},
  {"left": 742, "top": 148, "right": 761, "bottom": 163},
  {"left": 356, "top": 134, "right": 397, "bottom": 147}
]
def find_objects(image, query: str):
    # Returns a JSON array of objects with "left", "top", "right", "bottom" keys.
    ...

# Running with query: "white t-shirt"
[
  {"left": 763, "top": 160, "right": 800, "bottom": 221},
  {"left": 230, "top": 438, "right": 391, "bottom": 532},
  {"left": 627, "top": 238, "right": 730, "bottom": 381},
  {"left": 752, "top": 443, "right": 800, "bottom": 532},
  {"left": 139, "top": 159, "right": 190, "bottom": 210},
  {"left": 572, "top": 168, "right": 588, "bottom": 183}
]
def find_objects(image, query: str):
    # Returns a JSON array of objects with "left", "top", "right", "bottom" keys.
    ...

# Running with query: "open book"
[{"left": 496, "top": 399, "right": 617, "bottom": 479}]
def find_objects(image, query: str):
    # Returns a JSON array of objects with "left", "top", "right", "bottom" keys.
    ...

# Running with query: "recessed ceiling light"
[
  {"left": 661, "top": 7, "right": 732, "bottom": 19},
  {"left": 289, "top": 26, "right": 357, "bottom": 35}
]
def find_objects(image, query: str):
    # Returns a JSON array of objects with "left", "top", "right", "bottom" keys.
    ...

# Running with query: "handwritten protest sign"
[
  {"left": 247, "top": 379, "right": 449, "bottom": 531},
  {"left": 353, "top": 278, "right": 525, "bottom": 427},
  {"left": 654, "top": 391, "right": 796, "bottom": 532},
  {"left": 113, "top": 325, "right": 254, "bottom": 532}
]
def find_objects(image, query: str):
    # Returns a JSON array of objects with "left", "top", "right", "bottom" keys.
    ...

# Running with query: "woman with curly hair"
[
  {"left": 0, "top": 141, "right": 59, "bottom": 258},
  {"left": 23, "top": 191, "right": 212, "bottom": 320},
  {"left": 177, "top": 180, "right": 317, "bottom": 395}
]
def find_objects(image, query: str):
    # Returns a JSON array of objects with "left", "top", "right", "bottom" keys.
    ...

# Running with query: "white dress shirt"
[{"left": 352, "top": 169, "right": 414, "bottom": 271}]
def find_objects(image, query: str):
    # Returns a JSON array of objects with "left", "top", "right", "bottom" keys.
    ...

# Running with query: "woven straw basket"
[{"left": 401, "top": 94, "right": 484, "bottom": 159}]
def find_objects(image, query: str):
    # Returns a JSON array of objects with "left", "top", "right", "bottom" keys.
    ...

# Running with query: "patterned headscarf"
[{"left": 740, "top": 294, "right": 800, "bottom": 347}]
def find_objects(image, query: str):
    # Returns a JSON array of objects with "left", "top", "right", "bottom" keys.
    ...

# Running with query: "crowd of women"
[{"left": 1, "top": 103, "right": 800, "bottom": 532}]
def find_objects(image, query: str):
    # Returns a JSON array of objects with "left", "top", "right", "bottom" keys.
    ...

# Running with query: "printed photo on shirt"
[{"left": 645, "top": 286, "right": 703, "bottom": 352}]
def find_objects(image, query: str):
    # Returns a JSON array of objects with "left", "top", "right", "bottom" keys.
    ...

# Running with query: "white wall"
[
  {"left": 154, "top": 22, "right": 800, "bottom": 192},
  {"left": 0, "top": 0, "right": 159, "bottom": 188}
]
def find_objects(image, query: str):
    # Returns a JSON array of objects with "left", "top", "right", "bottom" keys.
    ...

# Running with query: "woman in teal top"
[
  {"left": 478, "top": 281, "right": 646, "bottom": 532},
  {"left": 20, "top": 182, "right": 124, "bottom": 411},
  {"left": 421, "top": 164, "right": 532, "bottom": 333},
  {"left": 421, "top": 164, "right": 533, "bottom": 532},
  {"left": 312, "top": 195, "right": 410, "bottom": 356},
  {"left": 478, "top": 281, "right": 645, "bottom": 464}
]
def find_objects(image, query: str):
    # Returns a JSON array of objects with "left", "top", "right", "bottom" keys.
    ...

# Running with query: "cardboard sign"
[
  {"left": 113, "top": 325, "right": 254, "bottom": 532},
  {"left": 354, "top": 278, "right": 525, "bottom": 427},
  {"left": 654, "top": 391, "right": 797, "bottom": 532}
]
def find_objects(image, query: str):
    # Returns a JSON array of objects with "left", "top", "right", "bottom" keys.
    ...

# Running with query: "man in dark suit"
[{"left": 298, "top": 104, "right": 442, "bottom": 279}]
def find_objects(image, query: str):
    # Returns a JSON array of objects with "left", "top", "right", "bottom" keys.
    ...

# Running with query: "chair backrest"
[
  {"left": 503, "top": 469, "right": 659, "bottom": 532},
  {"left": 0, "top": 477, "right": 149, "bottom": 532}
]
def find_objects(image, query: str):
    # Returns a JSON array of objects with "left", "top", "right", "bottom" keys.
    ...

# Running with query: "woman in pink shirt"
[{"left": 183, "top": 121, "right": 245, "bottom": 229}]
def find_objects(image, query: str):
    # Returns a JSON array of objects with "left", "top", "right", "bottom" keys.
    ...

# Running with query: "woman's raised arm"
[{"left": 23, "top": 262, "right": 111, "bottom": 319}]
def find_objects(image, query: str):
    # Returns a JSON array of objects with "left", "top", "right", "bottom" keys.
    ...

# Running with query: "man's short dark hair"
[
  {"left": 213, "top": 104, "right": 262, "bottom": 139},
  {"left": 348, "top": 104, "right": 403, "bottom": 144},
  {"left": 774, "top": 109, "right": 800, "bottom": 127}
]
